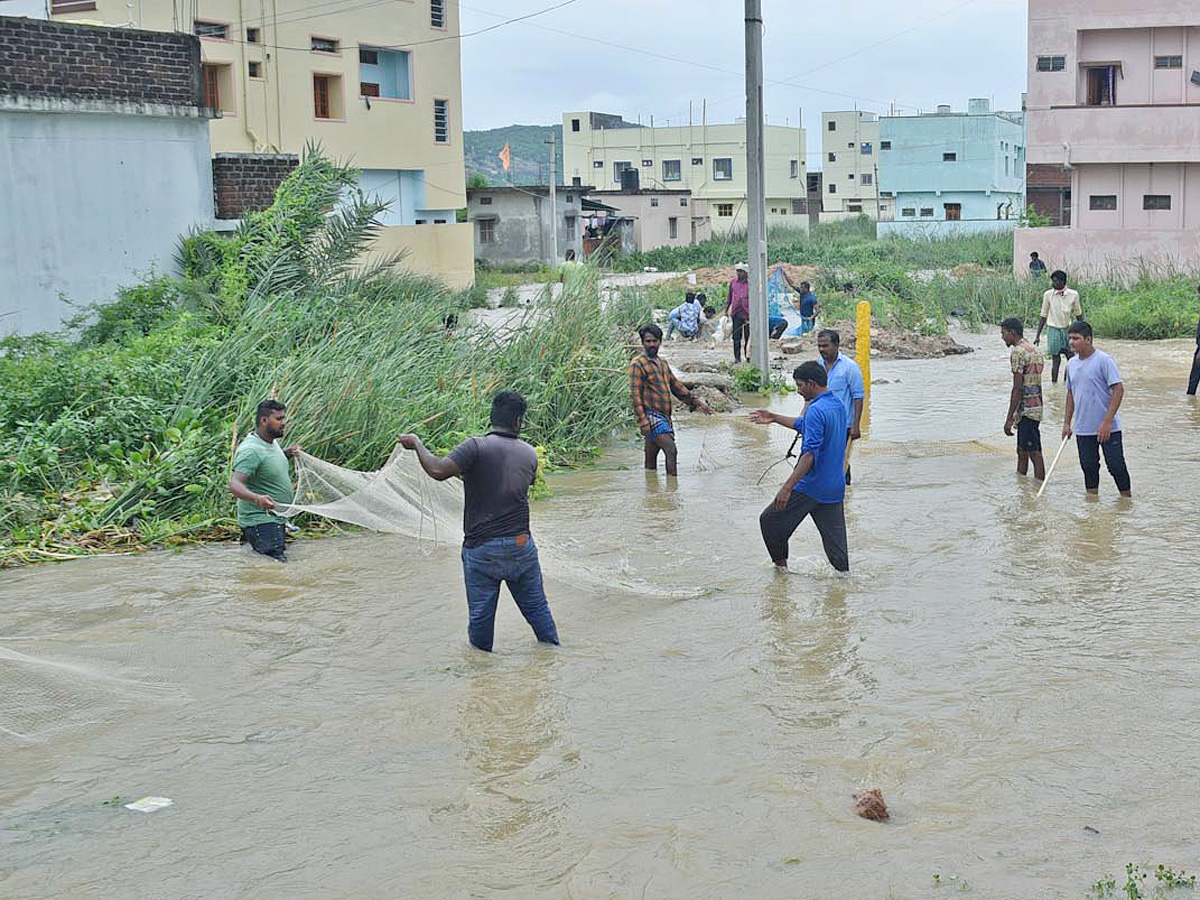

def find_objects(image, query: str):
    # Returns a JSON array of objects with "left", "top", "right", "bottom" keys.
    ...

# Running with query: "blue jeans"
[{"left": 461, "top": 534, "right": 559, "bottom": 652}]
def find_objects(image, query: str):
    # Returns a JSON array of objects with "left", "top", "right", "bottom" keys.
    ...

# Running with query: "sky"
[{"left": 460, "top": 0, "right": 1029, "bottom": 161}]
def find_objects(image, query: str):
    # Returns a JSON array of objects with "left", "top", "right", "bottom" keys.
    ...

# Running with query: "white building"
[{"left": 820, "top": 111, "right": 886, "bottom": 222}]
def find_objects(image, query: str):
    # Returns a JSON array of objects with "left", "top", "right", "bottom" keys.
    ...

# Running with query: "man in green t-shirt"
[{"left": 227, "top": 399, "right": 300, "bottom": 561}]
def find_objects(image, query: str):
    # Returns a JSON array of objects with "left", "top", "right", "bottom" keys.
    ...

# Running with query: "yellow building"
[
  {"left": 49, "top": 0, "right": 473, "bottom": 287},
  {"left": 819, "top": 111, "right": 887, "bottom": 222},
  {"left": 562, "top": 111, "right": 808, "bottom": 234}
]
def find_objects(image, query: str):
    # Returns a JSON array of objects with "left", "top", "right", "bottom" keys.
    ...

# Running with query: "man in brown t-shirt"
[{"left": 400, "top": 391, "right": 559, "bottom": 652}]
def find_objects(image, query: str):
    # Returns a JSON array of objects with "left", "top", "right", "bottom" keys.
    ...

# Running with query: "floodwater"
[{"left": 3, "top": 335, "right": 1199, "bottom": 900}]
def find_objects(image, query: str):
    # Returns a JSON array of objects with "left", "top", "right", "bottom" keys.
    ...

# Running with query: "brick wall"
[
  {"left": 1026, "top": 163, "right": 1070, "bottom": 188},
  {"left": 0, "top": 17, "right": 202, "bottom": 109},
  {"left": 212, "top": 153, "right": 299, "bottom": 219}
]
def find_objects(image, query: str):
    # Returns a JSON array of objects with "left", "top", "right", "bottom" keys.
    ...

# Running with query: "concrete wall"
[
  {"left": 1014, "top": 225, "right": 1200, "bottom": 281},
  {"left": 466, "top": 187, "right": 586, "bottom": 266},
  {"left": 880, "top": 218, "right": 1019, "bottom": 239},
  {"left": 890, "top": 189, "right": 1024, "bottom": 223},
  {"left": 368, "top": 222, "right": 474, "bottom": 289},
  {"left": 0, "top": 110, "right": 214, "bottom": 334},
  {"left": 587, "top": 191, "right": 710, "bottom": 250},
  {"left": 880, "top": 109, "right": 1026, "bottom": 197},
  {"left": 820, "top": 110, "right": 885, "bottom": 221}
]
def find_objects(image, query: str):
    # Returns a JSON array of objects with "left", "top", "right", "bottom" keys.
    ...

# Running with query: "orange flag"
[{"left": 498, "top": 143, "right": 511, "bottom": 172}]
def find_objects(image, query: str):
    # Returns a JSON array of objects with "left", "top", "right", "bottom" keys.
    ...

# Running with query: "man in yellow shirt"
[{"left": 1034, "top": 270, "right": 1083, "bottom": 384}]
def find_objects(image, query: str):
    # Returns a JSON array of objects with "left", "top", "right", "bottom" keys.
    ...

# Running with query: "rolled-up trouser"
[
  {"left": 759, "top": 491, "right": 849, "bottom": 572},
  {"left": 665, "top": 311, "right": 681, "bottom": 339},
  {"left": 1076, "top": 432, "right": 1131, "bottom": 492},
  {"left": 1188, "top": 348, "right": 1200, "bottom": 395},
  {"left": 461, "top": 533, "right": 559, "bottom": 652},
  {"left": 241, "top": 522, "right": 287, "bottom": 561},
  {"left": 732, "top": 315, "right": 749, "bottom": 361}
]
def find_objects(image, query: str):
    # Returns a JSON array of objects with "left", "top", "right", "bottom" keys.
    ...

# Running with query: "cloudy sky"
[{"left": 461, "top": 0, "right": 1028, "bottom": 159}]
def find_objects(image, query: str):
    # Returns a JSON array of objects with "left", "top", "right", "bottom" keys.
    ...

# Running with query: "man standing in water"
[
  {"left": 1062, "top": 321, "right": 1131, "bottom": 497},
  {"left": 816, "top": 329, "right": 865, "bottom": 484},
  {"left": 1000, "top": 318, "right": 1046, "bottom": 480},
  {"left": 399, "top": 392, "right": 560, "bottom": 653},
  {"left": 726, "top": 263, "right": 751, "bottom": 363},
  {"left": 1187, "top": 284, "right": 1200, "bottom": 396},
  {"left": 1034, "top": 270, "right": 1083, "bottom": 384},
  {"left": 750, "top": 361, "right": 849, "bottom": 572},
  {"left": 228, "top": 399, "right": 301, "bottom": 562},
  {"left": 629, "top": 324, "right": 713, "bottom": 477}
]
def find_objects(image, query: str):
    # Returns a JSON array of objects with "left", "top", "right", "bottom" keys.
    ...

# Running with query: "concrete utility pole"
[
  {"left": 547, "top": 133, "right": 559, "bottom": 265},
  {"left": 744, "top": 0, "right": 769, "bottom": 372}
]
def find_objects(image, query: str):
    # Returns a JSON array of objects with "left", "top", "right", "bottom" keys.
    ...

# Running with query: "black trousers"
[
  {"left": 1188, "top": 348, "right": 1200, "bottom": 395},
  {"left": 1076, "top": 432, "right": 1131, "bottom": 493},
  {"left": 732, "top": 315, "right": 749, "bottom": 362},
  {"left": 242, "top": 522, "right": 287, "bottom": 561},
  {"left": 759, "top": 491, "right": 849, "bottom": 571}
]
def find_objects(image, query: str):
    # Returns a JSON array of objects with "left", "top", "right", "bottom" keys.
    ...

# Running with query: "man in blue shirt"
[
  {"left": 749, "top": 361, "right": 850, "bottom": 572},
  {"left": 817, "top": 329, "right": 866, "bottom": 484}
]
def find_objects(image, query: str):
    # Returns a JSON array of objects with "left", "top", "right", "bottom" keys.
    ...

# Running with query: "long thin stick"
[{"left": 1037, "top": 435, "right": 1071, "bottom": 497}]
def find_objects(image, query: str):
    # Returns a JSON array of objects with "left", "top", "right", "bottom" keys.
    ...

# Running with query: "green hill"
[{"left": 464, "top": 124, "right": 564, "bottom": 187}]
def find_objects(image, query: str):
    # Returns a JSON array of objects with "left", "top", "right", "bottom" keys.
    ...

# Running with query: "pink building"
[{"left": 1015, "top": 0, "right": 1200, "bottom": 281}]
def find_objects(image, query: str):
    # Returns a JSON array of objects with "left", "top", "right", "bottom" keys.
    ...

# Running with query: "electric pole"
[
  {"left": 745, "top": 0, "right": 768, "bottom": 373},
  {"left": 547, "top": 132, "right": 559, "bottom": 265}
]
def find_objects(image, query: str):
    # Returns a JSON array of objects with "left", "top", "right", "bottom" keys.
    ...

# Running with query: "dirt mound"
[
  {"left": 815, "top": 320, "right": 972, "bottom": 359},
  {"left": 688, "top": 263, "right": 821, "bottom": 289}
]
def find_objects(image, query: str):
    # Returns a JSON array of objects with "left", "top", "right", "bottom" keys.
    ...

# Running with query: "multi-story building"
[
  {"left": 1015, "top": 0, "right": 1200, "bottom": 280},
  {"left": 586, "top": 189, "right": 711, "bottom": 251},
  {"left": 466, "top": 185, "right": 588, "bottom": 267},
  {"left": 562, "top": 111, "right": 808, "bottom": 234},
  {"left": 49, "top": 0, "right": 473, "bottom": 287},
  {"left": 820, "top": 111, "right": 886, "bottom": 222},
  {"left": 878, "top": 100, "right": 1026, "bottom": 237}
]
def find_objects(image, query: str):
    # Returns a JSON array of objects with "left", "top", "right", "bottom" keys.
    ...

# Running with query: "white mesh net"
[{"left": 277, "top": 446, "right": 464, "bottom": 547}]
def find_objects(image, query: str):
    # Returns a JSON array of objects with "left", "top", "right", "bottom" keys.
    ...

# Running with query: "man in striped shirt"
[{"left": 629, "top": 323, "right": 713, "bottom": 476}]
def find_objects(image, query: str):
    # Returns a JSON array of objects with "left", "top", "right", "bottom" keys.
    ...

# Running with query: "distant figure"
[
  {"left": 1000, "top": 317, "right": 1046, "bottom": 480},
  {"left": 795, "top": 281, "right": 820, "bottom": 335},
  {"left": 749, "top": 361, "right": 850, "bottom": 572},
  {"left": 666, "top": 291, "right": 702, "bottom": 340},
  {"left": 1188, "top": 284, "right": 1200, "bottom": 396},
  {"left": 1062, "top": 321, "right": 1131, "bottom": 497},
  {"left": 399, "top": 391, "right": 560, "bottom": 652},
  {"left": 1034, "top": 270, "right": 1083, "bottom": 384},
  {"left": 842, "top": 282, "right": 857, "bottom": 297},
  {"left": 228, "top": 399, "right": 301, "bottom": 562},
  {"left": 817, "top": 329, "right": 865, "bottom": 484},
  {"left": 629, "top": 323, "right": 713, "bottom": 476},
  {"left": 766, "top": 287, "right": 789, "bottom": 339},
  {"left": 698, "top": 300, "right": 717, "bottom": 341},
  {"left": 726, "top": 263, "right": 751, "bottom": 363},
  {"left": 1028, "top": 251, "right": 1047, "bottom": 274}
]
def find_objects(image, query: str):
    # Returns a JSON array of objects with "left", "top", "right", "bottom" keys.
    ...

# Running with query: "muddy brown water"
[{"left": 3, "top": 336, "right": 1199, "bottom": 899}]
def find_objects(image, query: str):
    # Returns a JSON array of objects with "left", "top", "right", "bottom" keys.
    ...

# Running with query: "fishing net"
[{"left": 278, "top": 446, "right": 464, "bottom": 547}]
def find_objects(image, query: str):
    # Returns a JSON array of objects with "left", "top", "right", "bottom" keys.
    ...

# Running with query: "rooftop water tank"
[
  {"left": 968, "top": 98, "right": 991, "bottom": 115},
  {"left": 936, "top": 104, "right": 952, "bottom": 115}
]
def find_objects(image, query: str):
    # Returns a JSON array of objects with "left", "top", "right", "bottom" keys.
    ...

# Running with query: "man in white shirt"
[{"left": 1034, "top": 270, "right": 1083, "bottom": 384}]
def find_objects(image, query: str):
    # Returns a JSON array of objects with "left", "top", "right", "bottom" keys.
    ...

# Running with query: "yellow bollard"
[{"left": 855, "top": 300, "right": 871, "bottom": 401}]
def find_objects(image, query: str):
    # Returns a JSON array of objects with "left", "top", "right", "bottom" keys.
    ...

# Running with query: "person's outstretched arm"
[{"left": 398, "top": 434, "right": 461, "bottom": 481}]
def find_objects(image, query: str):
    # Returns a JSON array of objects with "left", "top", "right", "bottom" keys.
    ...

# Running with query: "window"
[
  {"left": 433, "top": 98, "right": 449, "bottom": 143},
  {"left": 479, "top": 196, "right": 493, "bottom": 205},
  {"left": 360, "top": 47, "right": 412, "bottom": 99},
  {"left": 642, "top": 159, "right": 653, "bottom": 168},
  {"left": 713, "top": 158, "right": 733, "bottom": 180},
  {"left": 944, "top": 203, "right": 962, "bottom": 221},
  {"left": 1086, "top": 66, "right": 1117, "bottom": 106},
  {"left": 613, "top": 161, "right": 633, "bottom": 182},
  {"left": 415, "top": 219, "right": 427, "bottom": 225},
  {"left": 668, "top": 217, "right": 678, "bottom": 239},
  {"left": 50, "top": 0, "right": 98, "bottom": 11},
  {"left": 847, "top": 173, "right": 855, "bottom": 180},
  {"left": 434, "top": 219, "right": 446, "bottom": 225},
  {"left": 1143, "top": 194, "right": 1172, "bottom": 210},
  {"left": 943, "top": 152, "right": 957, "bottom": 162},
  {"left": 790, "top": 159, "right": 799, "bottom": 178},
  {"left": 920, "top": 208, "right": 934, "bottom": 216},
  {"left": 1037, "top": 55, "right": 1066, "bottom": 72},
  {"left": 311, "top": 36, "right": 339, "bottom": 53},
  {"left": 780, "top": 208, "right": 787, "bottom": 215},
  {"left": 565, "top": 194, "right": 574, "bottom": 204},
  {"left": 593, "top": 161, "right": 604, "bottom": 168},
  {"left": 848, "top": 204, "right": 863, "bottom": 213},
  {"left": 431, "top": 0, "right": 445, "bottom": 28},
  {"left": 1155, "top": 55, "right": 1183, "bottom": 69},
  {"left": 662, "top": 159, "right": 682, "bottom": 182},
  {"left": 572, "top": 176, "right": 582, "bottom": 187},
  {"left": 691, "top": 157, "right": 703, "bottom": 165},
  {"left": 901, "top": 207, "right": 916, "bottom": 217},
  {"left": 828, "top": 153, "right": 836, "bottom": 163},
  {"left": 880, "top": 140, "right": 891, "bottom": 150},
  {"left": 650, "top": 197, "right": 659, "bottom": 207},
  {"left": 860, "top": 173, "right": 873, "bottom": 185},
  {"left": 571, "top": 118, "right": 580, "bottom": 132},
  {"left": 861, "top": 142, "right": 872, "bottom": 154},
  {"left": 478, "top": 219, "right": 496, "bottom": 244},
  {"left": 828, "top": 120, "right": 836, "bottom": 131},
  {"left": 202, "top": 64, "right": 234, "bottom": 115},
  {"left": 828, "top": 183, "right": 837, "bottom": 194},
  {"left": 717, "top": 203, "right": 734, "bottom": 217},
  {"left": 848, "top": 142, "right": 855, "bottom": 149},
  {"left": 1089, "top": 195, "right": 1117, "bottom": 210},
  {"left": 194, "top": 21, "right": 228, "bottom": 39},
  {"left": 313, "top": 74, "right": 343, "bottom": 119},
  {"left": 1005, "top": 157, "right": 1009, "bottom": 176},
  {"left": 566, "top": 216, "right": 576, "bottom": 239},
  {"left": 246, "top": 27, "right": 261, "bottom": 43},
  {"left": 679, "top": 198, "right": 688, "bottom": 207},
  {"left": 248, "top": 61, "right": 262, "bottom": 78}
]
